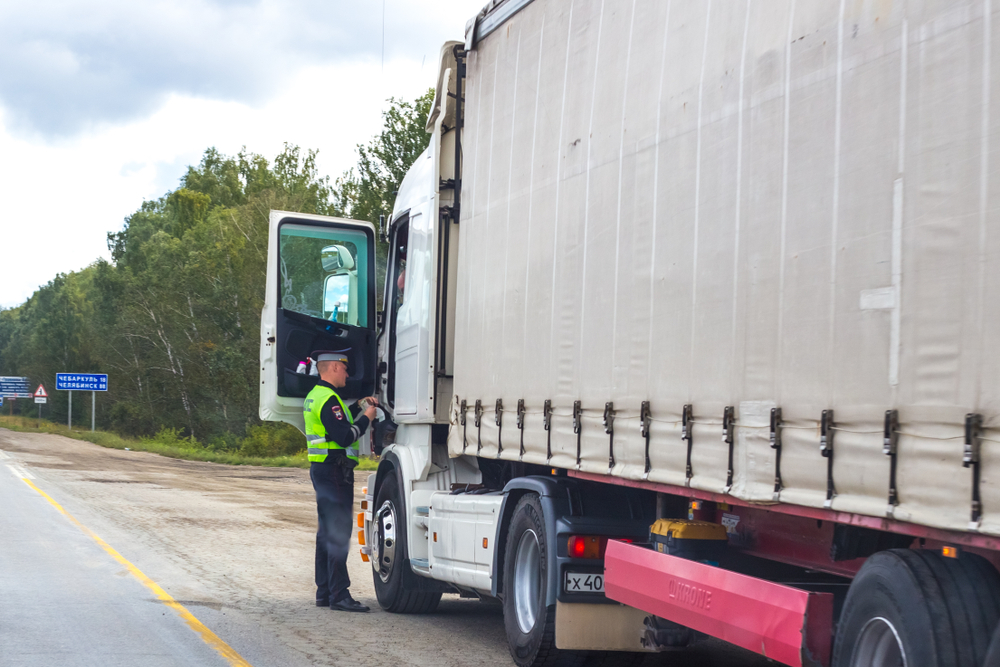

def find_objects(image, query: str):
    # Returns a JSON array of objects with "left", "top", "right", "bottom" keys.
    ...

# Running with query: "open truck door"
[{"left": 260, "top": 211, "right": 378, "bottom": 435}]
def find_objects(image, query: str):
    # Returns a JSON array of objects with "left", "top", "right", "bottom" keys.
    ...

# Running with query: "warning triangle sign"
[{"left": 34, "top": 385, "right": 47, "bottom": 398}]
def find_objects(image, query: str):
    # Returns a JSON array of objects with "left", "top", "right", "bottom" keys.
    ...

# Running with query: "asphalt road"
[
  {"left": 0, "top": 464, "right": 241, "bottom": 667},
  {"left": 0, "top": 429, "right": 774, "bottom": 667}
]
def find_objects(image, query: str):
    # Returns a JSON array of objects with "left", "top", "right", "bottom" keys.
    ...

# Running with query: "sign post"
[
  {"left": 34, "top": 385, "right": 47, "bottom": 424},
  {"left": 56, "top": 374, "right": 108, "bottom": 432}
]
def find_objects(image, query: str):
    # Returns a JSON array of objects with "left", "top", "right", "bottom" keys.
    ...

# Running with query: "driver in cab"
[{"left": 304, "top": 350, "right": 378, "bottom": 612}]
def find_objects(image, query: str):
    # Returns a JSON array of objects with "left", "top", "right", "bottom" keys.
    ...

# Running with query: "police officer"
[{"left": 304, "top": 350, "right": 378, "bottom": 612}]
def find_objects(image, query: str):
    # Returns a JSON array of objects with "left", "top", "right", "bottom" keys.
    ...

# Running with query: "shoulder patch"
[{"left": 332, "top": 404, "right": 345, "bottom": 420}]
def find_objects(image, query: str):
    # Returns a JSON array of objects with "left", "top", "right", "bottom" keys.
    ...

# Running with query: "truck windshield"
[{"left": 278, "top": 223, "right": 370, "bottom": 327}]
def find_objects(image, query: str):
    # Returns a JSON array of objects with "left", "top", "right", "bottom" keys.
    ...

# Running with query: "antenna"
[{"left": 381, "top": 0, "right": 386, "bottom": 73}]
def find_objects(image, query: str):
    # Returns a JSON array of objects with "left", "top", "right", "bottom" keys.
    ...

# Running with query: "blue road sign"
[
  {"left": 56, "top": 373, "right": 108, "bottom": 391},
  {"left": 0, "top": 376, "right": 32, "bottom": 398}
]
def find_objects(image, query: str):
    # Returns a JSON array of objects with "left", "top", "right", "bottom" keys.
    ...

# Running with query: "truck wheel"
[
  {"left": 832, "top": 549, "right": 1000, "bottom": 667},
  {"left": 372, "top": 471, "right": 441, "bottom": 613},
  {"left": 503, "top": 494, "right": 583, "bottom": 667}
]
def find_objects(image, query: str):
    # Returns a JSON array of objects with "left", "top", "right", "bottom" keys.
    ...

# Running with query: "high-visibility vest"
[{"left": 303, "top": 385, "right": 360, "bottom": 464}]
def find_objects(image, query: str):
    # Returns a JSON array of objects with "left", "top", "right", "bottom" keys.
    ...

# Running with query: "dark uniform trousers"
[{"left": 310, "top": 462, "right": 354, "bottom": 603}]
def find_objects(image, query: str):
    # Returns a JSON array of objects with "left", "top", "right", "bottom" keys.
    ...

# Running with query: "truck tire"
[
  {"left": 956, "top": 551, "right": 1000, "bottom": 637},
  {"left": 832, "top": 549, "right": 1000, "bottom": 667},
  {"left": 372, "top": 471, "right": 441, "bottom": 614},
  {"left": 503, "top": 494, "right": 583, "bottom": 667}
]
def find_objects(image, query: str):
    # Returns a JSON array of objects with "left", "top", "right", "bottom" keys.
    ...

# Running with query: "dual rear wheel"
[{"left": 833, "top": 549, "right": 1000, "bottom": 667}]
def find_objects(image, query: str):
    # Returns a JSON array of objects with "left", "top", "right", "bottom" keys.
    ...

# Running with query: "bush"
[
  {"left": 141, "top": 427, "right": 197, "bottom": 449},
  {"left": 206, "top": 432, "right": 242, "bottom": 452},
  {"left": 240, "top": 422, "right": 306, "bottom": 458}
]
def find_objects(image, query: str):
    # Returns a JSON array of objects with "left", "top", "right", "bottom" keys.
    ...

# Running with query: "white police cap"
[{"left": 313, "top": 350, "right": 349, "bottom": 364}]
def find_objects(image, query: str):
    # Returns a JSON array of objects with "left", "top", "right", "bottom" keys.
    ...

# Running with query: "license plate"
[{"left": 564, "top": 572, "right": 604, "bottom": 594}]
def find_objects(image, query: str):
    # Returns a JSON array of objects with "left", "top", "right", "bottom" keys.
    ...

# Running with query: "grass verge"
[{"left": 0, "top": 415, "right": 379, "bottom": 471}]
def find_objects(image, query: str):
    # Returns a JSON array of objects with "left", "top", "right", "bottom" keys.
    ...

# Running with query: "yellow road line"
[{"left": 21, "top": 478, "right": 253, "bottom": 667}]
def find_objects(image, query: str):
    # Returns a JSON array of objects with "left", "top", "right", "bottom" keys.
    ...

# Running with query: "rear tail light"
[
  {"left": 568, "top": 535, "right": 608, "bottom": 559},
  {"left": 566, "top": 536, "right": 635, "bottom": 558}
]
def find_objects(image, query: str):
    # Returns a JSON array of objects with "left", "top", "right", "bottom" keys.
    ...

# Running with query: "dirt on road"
[{"left": 0, "top": 429, "right": 769, "bottom": 667}]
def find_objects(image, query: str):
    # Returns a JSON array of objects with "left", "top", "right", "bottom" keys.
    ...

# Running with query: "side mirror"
[
  {"left": 321, "top": 245, "right": 355, "bottom": 273},
  {"left": 379, "top": 214, "right": 388, "bottom": 244}
]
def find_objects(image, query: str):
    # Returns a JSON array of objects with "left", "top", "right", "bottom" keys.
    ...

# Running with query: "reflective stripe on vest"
[
  {"left": 303, "top": 384, "right": 359, "bottom": 464},
  {"left": 307, "top": 446, "right": 360, "bottom": 458}
]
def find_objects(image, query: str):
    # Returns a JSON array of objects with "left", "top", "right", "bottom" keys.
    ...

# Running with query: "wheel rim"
[
  {"left": 375, "top": 500, "right": 397, "bottom": 584},
  {"left": 852, "top": 617, "right": 906, "bottom": 667},
  {"left": 513, "top": 529, "right": 542, "bottom": 634}
]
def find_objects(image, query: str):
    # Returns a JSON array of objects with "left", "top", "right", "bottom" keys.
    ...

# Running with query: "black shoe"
[
  {"left": 316, "top": 598, "right": 330, "bottom": 607},
  {"left": 330, "top": 596, "right": 370, "bottom": 613}
]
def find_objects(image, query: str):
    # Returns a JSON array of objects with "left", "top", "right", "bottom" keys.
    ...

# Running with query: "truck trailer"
[{"left": 260, "top": 1, "right": 1000, "bottom": 665}]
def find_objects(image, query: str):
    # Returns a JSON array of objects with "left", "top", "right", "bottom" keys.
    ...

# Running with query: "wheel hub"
[
  {"left": 375, "top": 500, "right": 397, "bottom": 584},
  {"left": 513, "top": 528, "right": 541, "bottom": 634},
  {"left": 852, "top": 617, "right": 906, "bottom": 667}
]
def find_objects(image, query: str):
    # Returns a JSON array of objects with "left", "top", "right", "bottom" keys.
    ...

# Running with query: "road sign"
[
  {"left": 56, "top": 374, "right": 108, "bottom": 391},
  {"left": 34, "top": 385, "right": 47, "bottom": 398},
  {"left": 34, "top": 397, "right": 47, "bottom": 404},
  {"left": 0, "top": 376, "right": 31, "bottom": 398}
]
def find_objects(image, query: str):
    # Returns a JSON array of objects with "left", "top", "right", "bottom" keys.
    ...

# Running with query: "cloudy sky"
[{"left": 0, "top": 0, "right": 484, "bottom": 308}]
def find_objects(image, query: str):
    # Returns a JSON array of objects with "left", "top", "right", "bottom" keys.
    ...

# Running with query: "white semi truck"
[{"left": 261, "top": 1, "right": 1000, "bottom": 666}]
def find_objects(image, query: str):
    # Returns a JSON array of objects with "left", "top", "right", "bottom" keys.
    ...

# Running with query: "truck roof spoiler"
[
  {"left": 464, "top": 0, "right": 537, "bottom": 50},
  {"left": 426, "top": 42, "right": 464, "bottom": 134}
]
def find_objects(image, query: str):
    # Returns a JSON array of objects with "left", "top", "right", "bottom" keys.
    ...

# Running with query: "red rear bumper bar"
[{"left": 604, "top": 540, "right": 833, "bottom": 667}]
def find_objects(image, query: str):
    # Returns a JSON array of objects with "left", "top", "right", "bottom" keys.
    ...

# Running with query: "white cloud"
[
  {"left": 0, "top": 0, "right": 483, "bottom": 309},
  {"left": 0, "top": 0, "right": 478, "bottom": 137}
]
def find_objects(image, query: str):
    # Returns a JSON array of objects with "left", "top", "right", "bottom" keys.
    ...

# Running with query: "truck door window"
[
  {"left": 279, "top": 223, "right": 370, "bottom": 327},
  {"left": 393, "top": 236, "right": 408, "bottom": 315},
  {"left": 385, "top": 222, "right": 409, "bottom": 406}
]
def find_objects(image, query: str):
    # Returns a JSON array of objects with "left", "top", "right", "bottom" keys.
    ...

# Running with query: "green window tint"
[{"left": 279, "top": 223, "right": 370, "bottom": 328}]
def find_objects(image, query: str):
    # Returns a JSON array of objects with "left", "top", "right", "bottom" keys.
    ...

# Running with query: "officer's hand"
[
  {"left": 366, "top": 395, "right": 379, "bottom": 406},
  {"left": 364, "top": 405, "right": 378, "bottom": 421}
]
